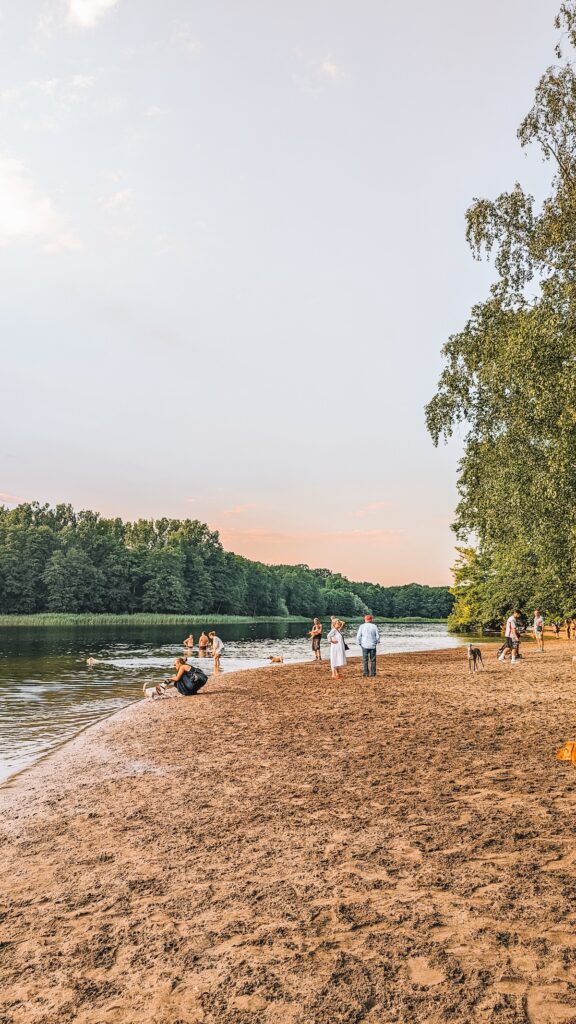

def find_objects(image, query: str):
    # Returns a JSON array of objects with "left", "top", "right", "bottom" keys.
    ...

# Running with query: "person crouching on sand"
[
  {"left": 327, "top": 619, "right": 346, "bottom": 680},
  {"left": 209, "top": 631, "right": 224, "bottom": 672}
]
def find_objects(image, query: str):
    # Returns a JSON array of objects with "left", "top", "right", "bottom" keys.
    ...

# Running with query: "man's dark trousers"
[{"left": 362, "top": 647, "right": 376, "bottom": 677}]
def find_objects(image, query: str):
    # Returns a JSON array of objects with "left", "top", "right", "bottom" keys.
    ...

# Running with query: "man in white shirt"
[
  {"left": 498, "top": 611, "right": 520, "bottom": 664},
  {"left": 356, "top": 615, "right": 380, "bottom": 677}
]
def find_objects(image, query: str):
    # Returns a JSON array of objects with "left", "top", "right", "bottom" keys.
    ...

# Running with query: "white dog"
[{"left": 142, "top": 681, "right": 171, "bottom": 700}]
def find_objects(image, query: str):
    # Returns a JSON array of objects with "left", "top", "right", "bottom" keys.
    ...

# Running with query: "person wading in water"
[{"left": 309, "top": 617, "right": 323, "bottom": 661}]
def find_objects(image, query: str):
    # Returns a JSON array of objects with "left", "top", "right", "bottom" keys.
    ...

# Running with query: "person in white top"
[
  {"left": 327, "top": 619, "right": 346, "bottom": 680},
  {"left": 533, "top": 609, "right": 544, "bottom": 652},
  {"left": 499, "top": 611, "right": 520, "bottom": 664},
  {"left": 209, "top": 631, "right": 224, "bottom": 672}
]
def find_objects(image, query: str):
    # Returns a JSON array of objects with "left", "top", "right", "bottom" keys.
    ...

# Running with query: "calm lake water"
[{"left": 0, "top": 620, "right": 466, "bottom": 785}]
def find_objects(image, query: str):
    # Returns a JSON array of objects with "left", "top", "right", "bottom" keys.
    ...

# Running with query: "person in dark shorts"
[
  {"left": 309, "top": 617, "right": 323, "bottom": 660},
  {"left": 498, "top": 611, "right": 520, "bottom": 664}
]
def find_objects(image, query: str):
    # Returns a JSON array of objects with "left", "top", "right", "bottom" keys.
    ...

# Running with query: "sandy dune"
[{"left": 2, "top": 643, "right": 576, "bottom": 1023}]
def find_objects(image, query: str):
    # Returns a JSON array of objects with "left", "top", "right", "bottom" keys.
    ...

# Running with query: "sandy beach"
[{"left": 2, "top": 644, "right": 576, "bottom": 1023}]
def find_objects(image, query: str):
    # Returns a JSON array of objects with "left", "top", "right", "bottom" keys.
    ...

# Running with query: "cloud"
[
  {"left": 318, "top": 58, "right": 346, "bottom": 80},
  {"left": 0, "top": 491, "right": 28, "bottom": 505},
  {"left": 353, "top": 501, "right": 392, "bottom": 519},
  {"left": 145, "top": 105, "right": 164, "bottom": 118},
  {"left": 0, "top": 75, "right": 97, "bottom": 115},
  {"left": 37, "top": 0, "right": 118, "bottom": 33},
  {"left": 171, "top": 24, "right": 203, "bottom": 56},
  {"left": 0, "top": 156, "right": 83, "bottom": 252},
  {"left": 221, "top": 503, "right": 257, "bottom": 518},
  {"left": 217, "top": 526, "right": 400, "bottom": 544},
  {"left": 67, "top": 0, "right": 119, "bottom": 28},
  {"left": 97, "top": 187, "right": 133, "bottom": 211},
  {"left": 293, "top": 50, "right": 349, "bottom": 92}
]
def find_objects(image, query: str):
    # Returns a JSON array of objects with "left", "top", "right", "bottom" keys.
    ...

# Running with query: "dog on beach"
[
  {"left": 467, "top": 644, "right": 484, "bottom": 674},
  {"left": 142, "top": 681, "right": 171, "bottom": 700},
  {"left": 269, "top": 656, "right": 284, "bottom": 664},
  {"left": 556, "top": 741, "right": 576, "bottom": 766}
]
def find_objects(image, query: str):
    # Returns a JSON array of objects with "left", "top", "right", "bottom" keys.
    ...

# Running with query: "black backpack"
[{"left": 176, "top": 666, "right": 208, "bottom": 696}]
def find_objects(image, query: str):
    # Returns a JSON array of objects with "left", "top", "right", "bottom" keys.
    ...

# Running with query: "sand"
[{"left": 2, "top": 644, "right": 576, "bottom": 1024}]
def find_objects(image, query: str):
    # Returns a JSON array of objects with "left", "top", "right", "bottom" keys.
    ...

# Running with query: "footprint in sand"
[
  {"left": 407, "top": 956, "right": 445, "bottom": 987},
  {"left": 526, "top": 985, "right": 576, "bottom": 1023}
]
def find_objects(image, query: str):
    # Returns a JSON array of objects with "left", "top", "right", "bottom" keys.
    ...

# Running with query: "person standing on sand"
[
  {"left": 327, "top": 619, "right": 346, "bottom": 680},
  {"left": 356, "top": 614, "right": 380, "bottom": 677},
  {"left": 209, "top": 631, "right": 224, "bottom": 672},
  {"left": 533, "top": 609, "right": 544, "bottom": 652},
  {"left": 499, "top": 611, "right": 520, "bottom": 664},
  {"left": 198, "top": 631, "right": 209, "bottom": 656},
  {"left": 309, "top": 617, "right": 323, "bottom": 661}
]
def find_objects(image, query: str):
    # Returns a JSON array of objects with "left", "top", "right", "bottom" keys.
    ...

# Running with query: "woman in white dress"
[{"left": 327, "top": 619, "right": 346, "bottom": 680}]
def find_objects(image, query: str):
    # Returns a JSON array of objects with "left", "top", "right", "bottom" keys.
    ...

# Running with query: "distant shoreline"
[{"left": 0, "top": 613, "right": 449, "bottom": 628}]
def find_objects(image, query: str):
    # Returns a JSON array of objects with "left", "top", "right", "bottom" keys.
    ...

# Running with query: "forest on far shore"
[{"left": 0, "top": 503, "right": 453, "bottom": 619}]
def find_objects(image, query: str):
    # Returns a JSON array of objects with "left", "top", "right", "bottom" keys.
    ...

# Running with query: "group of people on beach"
[
  {"left": 167, "top": 616, "right": 382, "bottom": 695},
  {"left": 497, "top": 608, "right": 573, "bottom": 663},
  {"left": 310, "top": 615, "right": 380, "bottom": 680}
]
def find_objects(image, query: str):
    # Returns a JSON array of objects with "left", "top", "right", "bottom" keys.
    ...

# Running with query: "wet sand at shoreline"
[{"left": 2, "top": 643, "right": 576, "bottom": 1023}]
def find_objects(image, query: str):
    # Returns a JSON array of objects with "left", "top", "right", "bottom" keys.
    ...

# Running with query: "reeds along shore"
[
  {"left": 3, "top": 644, "right": 576, "bottom": 1023},
  {"left": 0, "top": 613, "right": 448, "bottom": 627}
]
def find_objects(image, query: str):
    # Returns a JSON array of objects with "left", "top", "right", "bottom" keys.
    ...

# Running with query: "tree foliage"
[
  {"left": 426, "top": 2, "right": 576, "bottom": 630},
  {"left": 0, "top": 502, "right": 452, "bottom": 619}
]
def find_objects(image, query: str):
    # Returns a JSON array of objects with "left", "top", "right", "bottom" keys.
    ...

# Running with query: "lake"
[{"left": 0, "top": 620, "right": 466, "bottom": 785}]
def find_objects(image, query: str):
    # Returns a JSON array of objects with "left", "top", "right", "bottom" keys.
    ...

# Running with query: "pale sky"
[{"left": 0, "top": 0, "right": 559, "bottom": 585}]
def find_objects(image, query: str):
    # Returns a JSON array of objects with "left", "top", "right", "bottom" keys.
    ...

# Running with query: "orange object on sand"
[{"left": 556, "top": 741, "right": 576, "bottom": 765}]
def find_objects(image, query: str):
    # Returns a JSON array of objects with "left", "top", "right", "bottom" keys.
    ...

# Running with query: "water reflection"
[{"left": 0, "top": 621, "right": 465, "bottom": 784}]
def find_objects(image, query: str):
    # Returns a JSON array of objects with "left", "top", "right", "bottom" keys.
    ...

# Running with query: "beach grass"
[{"left": 0, "top": 613, "right": 447, "bottom": 627}]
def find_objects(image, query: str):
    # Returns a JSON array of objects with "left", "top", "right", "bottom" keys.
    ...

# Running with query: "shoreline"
[
  {"left": 3, "top": 643, "right": 576, "bottom": 1022},
  {"left": 0, "top": 646, "right": 449, "bottom": 792}
]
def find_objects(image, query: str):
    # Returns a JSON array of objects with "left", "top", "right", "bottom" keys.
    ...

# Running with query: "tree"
[
  {"left": 426, "top": 1, "right": 576, "bottom": 628},
  {"left": 43, "top": 548, "right": 102, "bottom": 612},
  {"left": 141, "top": 549, "right": 187, "bottom": 613}
]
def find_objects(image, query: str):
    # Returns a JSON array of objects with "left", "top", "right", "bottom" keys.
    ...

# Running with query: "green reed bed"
[{"left": 0, "top": 613, "right": 447, "bottom": 628}]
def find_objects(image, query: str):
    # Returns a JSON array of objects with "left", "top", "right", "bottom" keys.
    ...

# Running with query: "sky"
[{"left": 0, "top": 0, "right": 561, "bottom": 585}]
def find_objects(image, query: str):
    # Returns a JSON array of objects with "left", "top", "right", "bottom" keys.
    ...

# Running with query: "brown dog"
[
  {"left": 556, "top": 741, "right": 576, "bottom": 766},
  {"left": 269, "top": 656, "right": 284, "bottom": 664}
]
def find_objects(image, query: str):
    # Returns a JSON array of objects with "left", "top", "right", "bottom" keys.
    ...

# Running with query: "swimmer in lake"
[
  {"left": 198, "top": 630, "right": 209, "bottom": 656},
  {"left": 183, "top": 633, "right": 194, "bottom": 649}
]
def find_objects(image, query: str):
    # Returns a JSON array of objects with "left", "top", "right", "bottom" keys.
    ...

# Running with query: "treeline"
[
  {"left": 0, "top": 503, "right": 453, "bottom": 618},
  {"left": 426, "top": 1, "right": 576, "bottom": 632}
]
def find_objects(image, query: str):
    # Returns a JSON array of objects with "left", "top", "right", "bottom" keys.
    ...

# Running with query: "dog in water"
[
  {"left": 269, "top": 655, "right": 284, "bottom": 664},
  {"left": 142, "top": 681, "right": 171, "bottom": 700},
  {"left": 86, "top": 657, "right": 100, "bottom": 667},
  {"left": 557, "top": 741, "right": 576, "bottom": 766},
  {"left": 467, "top": 644, "right": 484, "bottom": 674}
]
